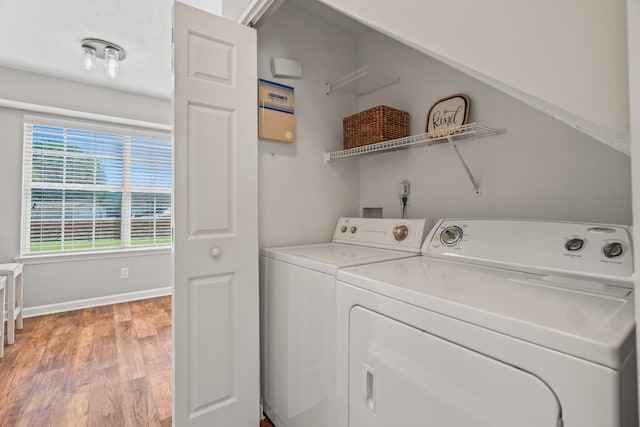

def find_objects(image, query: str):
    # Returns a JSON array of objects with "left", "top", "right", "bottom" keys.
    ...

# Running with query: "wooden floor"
[
  {"left": 0, "top": 296, "right": 172, "bottom": 427},
  {"left": 261, "top": 418, "right": 276, "bottom": 427}
]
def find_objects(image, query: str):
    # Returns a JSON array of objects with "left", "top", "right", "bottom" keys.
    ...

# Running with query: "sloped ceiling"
[
  {"left": 0, "top": 0, "right": 631, "bottom": 155},
  {"left": 315, "top": 0, "right": 631, "bottom": 155}
]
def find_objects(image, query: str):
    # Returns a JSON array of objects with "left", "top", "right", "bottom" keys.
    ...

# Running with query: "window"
[{"left": 21, "top": 116, "right": 172, "bottom": 255}]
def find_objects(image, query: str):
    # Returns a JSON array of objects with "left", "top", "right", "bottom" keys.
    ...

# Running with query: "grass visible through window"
[{"left": 30, "top": 237, "right": 172, "bottom": 252}]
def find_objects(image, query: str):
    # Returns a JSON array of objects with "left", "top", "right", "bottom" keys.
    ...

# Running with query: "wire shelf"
[
  {"left": 325, "top": 66, "right": 400, "bottom": 96},
  {"left": 324, "top": 123, "right": 505, "bottom": 161}
]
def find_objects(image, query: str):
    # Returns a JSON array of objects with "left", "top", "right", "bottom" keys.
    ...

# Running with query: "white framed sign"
[{"left": 426, "top": 94, "right": 470, "bottom": 133}]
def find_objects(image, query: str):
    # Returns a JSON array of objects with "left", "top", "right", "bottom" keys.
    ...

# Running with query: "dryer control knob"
[
  {"left": 565, "top": 238, "right": 585, "bottom": 252},
  {"left": 350, "top": 226, "right": 357, "bottom": 234},
  {"left": 603, "top": 242, "right": 623, "bottom": 258},
  {"left": 393, "top": 225, "right": 409, "bottom": 241},
  {"left": 341, "top": 225, "right": 348, "bottom": 233},
  {"left": 440, "top": 226, "right": 463, "bottom": 246}
]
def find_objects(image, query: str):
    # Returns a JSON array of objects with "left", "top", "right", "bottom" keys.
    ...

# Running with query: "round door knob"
[
  {"left": 565, "top": 238, "right": 585, "bottom": 252},
  {"left": 603, "top": 242, "right": 623, "bottom": 258},
  {"left": 341, "top": 225, "right": 348, "bottom": 233},
  {"left": 211, "top": 247, "right": 222, "bottom": 258},
  {"left": 393, "top": 225, "right": 409, "bottom": 241},
  {"left": 350, "top": 226, "right": 357, "bottom": 234},
  {"left": 440, "top": 226, "right": 463, "bottom": 246}
]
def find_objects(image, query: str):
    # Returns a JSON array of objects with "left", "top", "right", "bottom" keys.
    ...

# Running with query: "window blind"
[{"left": 22, "top": 116, "right": 172, "bottom": 255}]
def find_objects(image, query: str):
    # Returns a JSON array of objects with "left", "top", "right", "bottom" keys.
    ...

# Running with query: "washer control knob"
[
  {"left": 341, "top": 225, "right": 348, "bottom": 233},
  {"left": 350, "top": 226, "right": 357, "bottom": 234},
  {"left": 603, "top": 242, "right": 623, "bottom": 258},
  {"left": 393, "top": 225, "right": 409, "bottom": 241},
  {"left": 565, "top": 238, "right": 585, "bottom": 252},
  {"left": 440, "top": 226, "right": 463, "bottom": 246}
]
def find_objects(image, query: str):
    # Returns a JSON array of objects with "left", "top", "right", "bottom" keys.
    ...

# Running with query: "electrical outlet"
[
  {"left": 120, "top": 267, "right": 129, "bottom": 280},
  {"left": 396, "top": 180, "right": 410, "bottom": 196}
]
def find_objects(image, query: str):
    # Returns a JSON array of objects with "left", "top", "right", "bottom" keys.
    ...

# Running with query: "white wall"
[
  {"left": 0, "top": 66, "right": 172, "bottom": 311},
  {"left": 256, "top": 2, "right": 360, "bottom": 247},
  {"left": 180, "top": 0, "right": 222, "bottom": 15},
  {"left": 316, "top": 0, "right": 630, "bottom": 154},
  {"left": 356, "top": 32, "right": 632, "bottom": 225}
]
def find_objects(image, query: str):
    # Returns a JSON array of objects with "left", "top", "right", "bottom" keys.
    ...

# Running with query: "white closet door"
[
  {"left": 349, "top": 307, "right": 562, "bottom": 427},
  {"left": 173, "top": 2, "right": 259, "bottom": 426}
]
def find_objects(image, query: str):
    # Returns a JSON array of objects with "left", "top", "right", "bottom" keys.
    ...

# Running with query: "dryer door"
[{"left": 349, "top": 307, "right": 562, "bottom": 427}]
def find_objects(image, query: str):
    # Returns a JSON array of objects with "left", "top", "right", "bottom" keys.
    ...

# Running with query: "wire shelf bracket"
[{"left": 446, "top": 136, "right": 480, "bottom": 195}]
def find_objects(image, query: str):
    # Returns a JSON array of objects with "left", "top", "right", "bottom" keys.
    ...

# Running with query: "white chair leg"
[
  {"left": 6, "top": 270, "right": 15, "bottom": 345},
  {"left": 0, "top": 263, "right": 23, "bottom": 346},
  {"left": 16, "top": 271, "right": 23, "bottom": 330},
  {"left": 0, "top": 277, "right": 5, "bottom": 357}
]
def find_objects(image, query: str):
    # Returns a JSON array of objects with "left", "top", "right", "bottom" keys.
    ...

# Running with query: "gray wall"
[
  {"left": 257, "top": 2, "right": 361, "bottom": 248},
  {"left": 0, "top": 66, "right": 172, "bottom": 312},
  {"left": 355, "top": 31, "right": 632, "bottom": 225}
]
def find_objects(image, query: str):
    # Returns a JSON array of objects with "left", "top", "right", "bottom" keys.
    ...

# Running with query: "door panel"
[
  {"left": 173, "top": 2, "right": 259, "bottom": 426},
  {"left": 188, "top": 33, "right": 234, "bottom": 83},
  {"left": 187, "top": 104, "right": 233, "bottom": 235},
  {"left": 349, "top": 307, "right": 561, "bottom": 427},
  {"left": 188, "top": 273, "right": 235, "bottom": 413}
]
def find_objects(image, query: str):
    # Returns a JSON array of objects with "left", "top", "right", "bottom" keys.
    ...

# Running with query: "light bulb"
[
  {"left": 104, "top": 46, "right": 119, "bottom": 79},
  {"left": 82, "top": 46, "right": 96, "bottom": 71}
]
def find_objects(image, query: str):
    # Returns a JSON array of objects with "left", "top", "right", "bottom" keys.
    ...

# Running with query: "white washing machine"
[
  {"left": 335, "top": 219, "right": 638, "bottom": 427},
  {"left": 260, "top": 217, "right": 433, "bottom": 427}
]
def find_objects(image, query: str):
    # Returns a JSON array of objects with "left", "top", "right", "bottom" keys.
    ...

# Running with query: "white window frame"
[{"left": 21, "top": 115, "right": 172, "bottom": 257}]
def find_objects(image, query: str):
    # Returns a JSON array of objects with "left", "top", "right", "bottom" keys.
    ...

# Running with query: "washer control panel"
[
  {"left": 425, "top": 219, "right": 633, "bottom": 283},
  {"left": 333, "top": 217, "right": 433, "bottom": 253}
]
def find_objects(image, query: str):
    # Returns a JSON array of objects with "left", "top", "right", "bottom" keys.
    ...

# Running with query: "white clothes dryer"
[
  {"left": 260, "top": 217, "right": 433, "bottom": 427},
  {"left": 336, "top": 219, "right": 637, "bottom": 427}
]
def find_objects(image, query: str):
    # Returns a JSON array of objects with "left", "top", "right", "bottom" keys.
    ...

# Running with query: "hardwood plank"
[
  {"left": 53, "top": 384, "right": 91, "bottom": 427},
  {"left": 92, "top": 312, "right": 119, "bottom": 371},
  {"left": 65, "top": 314, "right": 95, "bottom": 391},
  {"left": 115, "top": 320, "right": 146, "bottom": 382},
  {"left": 146, "top": 368, "right": 172, "bottom": 421},
  {"left": 16, "top": 367, "right": 64, "bottom": 415},
  {"left": 0, "top": 317, "right": 48, "bottom": 425},
  {"left": 121, "top": 377, "right": 161, "bottom": 427},
  {"left": 132, "top": 315, "right": 157, "bottom": 339},
  {"left": 87, "top": 365, "right": 125, "bottom": 426},
  {"left": 113, "top": 302, "right": 133, "bottom": 323}
]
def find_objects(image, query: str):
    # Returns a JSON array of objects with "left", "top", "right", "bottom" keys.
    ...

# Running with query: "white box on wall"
[{"left": 270, "top": 57, "right": 303, "bottom": 79}]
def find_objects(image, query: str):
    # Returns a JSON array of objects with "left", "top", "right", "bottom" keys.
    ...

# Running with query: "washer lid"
[
  {"left": 337, "top": 257, "right": 635, "bottom": 369},
  {"left": 261, "top": 243, "right": 420, "bottom": 275}
]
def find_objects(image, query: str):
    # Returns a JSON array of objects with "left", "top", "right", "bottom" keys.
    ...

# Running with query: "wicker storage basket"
[{"left": 343, "top": 106, "right": 409, "bottom": 150}]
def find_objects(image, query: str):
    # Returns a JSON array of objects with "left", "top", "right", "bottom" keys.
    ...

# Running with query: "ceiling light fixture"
[{"left": 81, "top": 38, "right": 126, "bottom": 79}]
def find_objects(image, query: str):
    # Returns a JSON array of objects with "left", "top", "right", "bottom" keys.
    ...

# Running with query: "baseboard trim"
[{"left": 23, "top": 287, "right": 172, "bottom": 318}]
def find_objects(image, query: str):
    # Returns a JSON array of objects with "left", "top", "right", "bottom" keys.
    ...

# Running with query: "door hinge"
[{"left": 171, "top": 28, "right": 174, "bottom": 43}]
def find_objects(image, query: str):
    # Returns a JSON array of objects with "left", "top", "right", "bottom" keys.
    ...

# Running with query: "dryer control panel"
[
  {"left": 333, "top": 217, "right": 433, "bottom": 253},
  {"left": 424, "top": 219, "right": 633, "bottom": 285}
]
